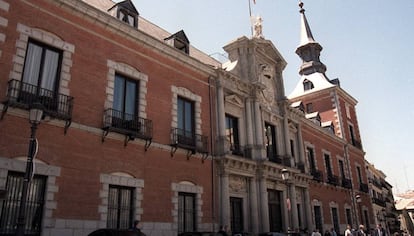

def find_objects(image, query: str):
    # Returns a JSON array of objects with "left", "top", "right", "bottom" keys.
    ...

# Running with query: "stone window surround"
[
  {"left": 171, "top": 182, "right": 203, "bottom": 231},
  {"left": 171, "top": 86, "right": 202, "bottom": 135},
  {"left": 98, "top": 173, "right": 144, "bottom": 227},
  {"left": 105, "top": 60, "right": 148, "bottom": 119},
  {"left": 304, "top": 142, "right": 317, "bottom": 170},
  {"left": 11, "top": 23, "right": 74, "bottom": 97},
  {"left": 0, "top": 156, "right": 60, "bottom": 230}
]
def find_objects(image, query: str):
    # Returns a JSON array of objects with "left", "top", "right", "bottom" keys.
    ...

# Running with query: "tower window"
[{"left": 303, "top": 79, "right": 314, "bottom": 91}]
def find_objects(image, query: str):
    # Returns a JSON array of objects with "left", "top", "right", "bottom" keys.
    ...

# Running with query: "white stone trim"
[
  {"left": 98, "top": 173, "right": 144, "bottom": 228},
  {"left": 171, "top": 182, "right": 204, "bottom": 231},
  {"left": 11, "top": 23, "right": 74, "bottom": 96},
  {"left": 105, "top": 60, "right": 148, "bottom": 119},
  {"left": 171, "top": 86, "right": 202, "bottom": 134},
  {"left": 0, "top": 156, "right": 61, "bottom": 234}
]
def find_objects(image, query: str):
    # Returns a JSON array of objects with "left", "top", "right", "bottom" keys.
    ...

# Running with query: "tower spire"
[{"left": 295, "top": 1, "right": 327, "bottom": 76}]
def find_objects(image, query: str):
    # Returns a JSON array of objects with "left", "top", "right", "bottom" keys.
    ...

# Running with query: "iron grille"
[{"left": 0, "top": 172, "right": 46, "bottom": 236}]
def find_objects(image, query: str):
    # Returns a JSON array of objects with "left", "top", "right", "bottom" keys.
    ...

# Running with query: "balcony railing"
[
  {"left": 359, "top": 182, "right": 369, "bottom": 193},
  {"left": 311, "top": 169, "right": 324, "bottom": 182},
  {"left": 327, "top": 174, "right": 340, "bottom": 186},
  {"left": 102, "top": 108, "right": 152, "bottom": 149},
  {"left": 373, "top": 197, "right": 386, "bottom": 207},
  {"left": 296, "top": 162, "right": 305, "bottom": 173},
  {"left": 170, "top": 128, "right": 208, "bottom": 160},
  {"left": 341, "top": 178, "right": 352, "bottom": 189},
  {"left": 2, "top": 79, "right": 74, "bottom": 133}
]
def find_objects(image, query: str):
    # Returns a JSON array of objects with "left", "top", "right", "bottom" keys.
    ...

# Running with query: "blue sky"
[{"left": 132, "top": 0, "right": 413, "bottom": 194}]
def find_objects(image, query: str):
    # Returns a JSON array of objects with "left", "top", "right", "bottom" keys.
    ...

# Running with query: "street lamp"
[
  {"left": 15, "top": 103, "right": 44, "bottom": 236},
  {"left": 282, "top": 168, "right": 291, "bottom": 233}
]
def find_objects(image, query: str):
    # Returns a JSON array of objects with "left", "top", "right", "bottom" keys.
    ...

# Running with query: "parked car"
[
  {"left": 259, "top": 232, "right": 287, "bottom": 236},
  {"left": 88, "top": 229, "right": 141, "bottom": 236}
]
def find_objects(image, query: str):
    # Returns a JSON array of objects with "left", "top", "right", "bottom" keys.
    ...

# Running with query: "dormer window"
[
  {"left": 108, "top": 0, "right": 139, "bottom": 28},
  {"left": 118, "top": 9, "right": 137, "bottom": 27},
  {"left": 165, "top": 30, "right": 190, "bottom": 55},
  {"left": 303, "top": 79, "right": 314, "bottom": 91}
]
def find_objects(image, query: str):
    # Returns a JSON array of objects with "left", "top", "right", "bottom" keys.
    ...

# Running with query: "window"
[
  {"left": 118, "top": 9, "right": 137, "bottom": 27},
  {"left": 178, "top": 193, "right": 196, "bottom": 233},
  {"left": 331, "top": 207, "right": 340, "bottom": 234},
  {"left": 357, "top": 166, "right": 363, "bottom": 184},
  {"left": 314, "top": 205, "right": 323, "bottom": 233},
  {"left": 21, "top": 39, "right": 62, "bottom": 102},
  {"left": 107, "top": 185, "right": 134, "bottom": 229},
  {"left": 268, "top": 190, "right": 283, "bottom": 232},
  {"left": 307, "top": 147, "right": 316, "bottom": 171},
  {"left": 230, "top": 197, "right": 244, "bottom": 233},
  {"left": 306, "top": 103, "right": 313, "bottom": 113},
  {"left": 324, "top": 154, "right": 332, "bottom": 177},
  {"left": 349, "top": 125, "right": 356, "bottom": 146},
  {"left": 303, "top": 79, "right": 314, "bottom": 91},
  {"left": 346, "top": 208, "right": 352, "bottom": 226},
  {"left": 225, "top": 114, "right": 241, "bottom": 155},
  {"left": 339, "top": 160, "right": 345, "bottom": 179},
  {"left": 177, "top": 97, "right": 195, "bottom": 145},
  {"left": 265, "top": 123, "right": 277, "bottom": 160},
  {"left": 0, "top": 172, "right": 46, "bottom": 235},
  {"left": 290, "top": 139, "right": 295, "bottom": 158},
  {"left": 113, "top": 74, "right": 138, "bottom": 120}
]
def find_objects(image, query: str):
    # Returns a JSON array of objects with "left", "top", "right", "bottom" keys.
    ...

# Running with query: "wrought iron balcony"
[
  {"left": 327, "top": 174, "right": 340, "bottom": 186},
  {"left": 341, "top": 178, "right": 352, "bottom": 189},
  {"left": 230, "top": 143, "right": 244, "bottom": 156},
  {"left": 269, "top": 155, "right": 283, "bottom": 164},
  {"left": 373, "top": 197, "right": 386, "bottom": 207},
  {"left": 311, "top": 169, "right": 323, "bottom": 182},
  {"left": 102, "top": 108, "right": 152, "bottom": 149},
  {"left": 359, "top": 182, "right": 369, "bottom": 193},
  {"left": 170, "top": 128, "right": 208, "bottom": 160},
  {"left": 2, "top": 79, "right": 73, "bottom": 133},
  {"left": 296, "top": 162, "right": 305, "bottom": 173}
]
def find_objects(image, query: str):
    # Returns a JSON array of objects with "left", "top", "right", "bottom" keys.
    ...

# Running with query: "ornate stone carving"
[{"left": 229, "top": 175, "right": 247, "bottom": 193}]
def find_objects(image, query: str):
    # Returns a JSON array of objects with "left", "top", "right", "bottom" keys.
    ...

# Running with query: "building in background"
[
  {"left": 287, "top": 3, "right": 374, "bottom": 233},
  {"left": 0, "top": 0, "right": 398, "bottom": 236},
  {"left": 395, "top": 191, "right": 414, "bottom": 236},
  {"left": 366, "top": 161, "right": 400, "bottom": 234}
]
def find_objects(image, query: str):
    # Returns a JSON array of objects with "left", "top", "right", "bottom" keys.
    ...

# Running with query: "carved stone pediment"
[{"left": 225, "top": 94, "right": 244, "bottom": 108}]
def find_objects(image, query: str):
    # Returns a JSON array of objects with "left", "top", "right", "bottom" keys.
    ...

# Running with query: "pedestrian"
[
  {"left": 345, "top": 225, "right": 352, "bottom": 236},
  {"left": 324, "top": 230, "right": 331, "bottom": 236},
  {"left": 130, "top": 220, "right": 145, "bottom": 236},
  {"left": 374, "top": 224, "right": 387, "bottom": 236},
  {"left": 357, "top": 225, "right": 366, "bottom": 236},
  {"left": 218, "top": 225, "right": 229, "bottom": 236},
  {"left": 331, "top": 228, "right": 337, "bottom": 236},
  {"left": 312, "top": 229, "right": 322, "bottom": 236}
]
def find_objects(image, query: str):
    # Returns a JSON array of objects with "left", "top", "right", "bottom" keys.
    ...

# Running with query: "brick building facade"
[{"left": 0, "top": 0, "right": 381, "bottom": 236}]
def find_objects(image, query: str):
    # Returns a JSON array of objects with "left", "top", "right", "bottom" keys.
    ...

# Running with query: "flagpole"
[{"left": 248, "top": 0, "right": 253, "bottom": 37}]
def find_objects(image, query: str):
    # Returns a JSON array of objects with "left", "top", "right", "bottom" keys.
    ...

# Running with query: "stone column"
[
  {"left": 221, "top": 170, "right": 230, "bottom": 226},
  {"left": 254, "top": 100, "right": 264, "bottom": 159},
  {"left": 245, "top": 98, "right": 254, "bottom": 156},
  {"left": 290, "top": 184, "right": 299, "bottom": 230},
  {"left": 259, "top": 175, "right": 269, "bottom": 232},
  {"left": 250, "top": 177, "right": 259, "bottom": 233},
  {"left": 283, "top": 116, "right": 292, "bottom": 165},
  {"left": 304, "top": 188, "right": 313, "bottom": 231},
  {"left": 216, "top": 79, "right": 226, "bottom": 155},
  {"left": 297, "top": 124, "right": 305, "bottom": 171}
]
